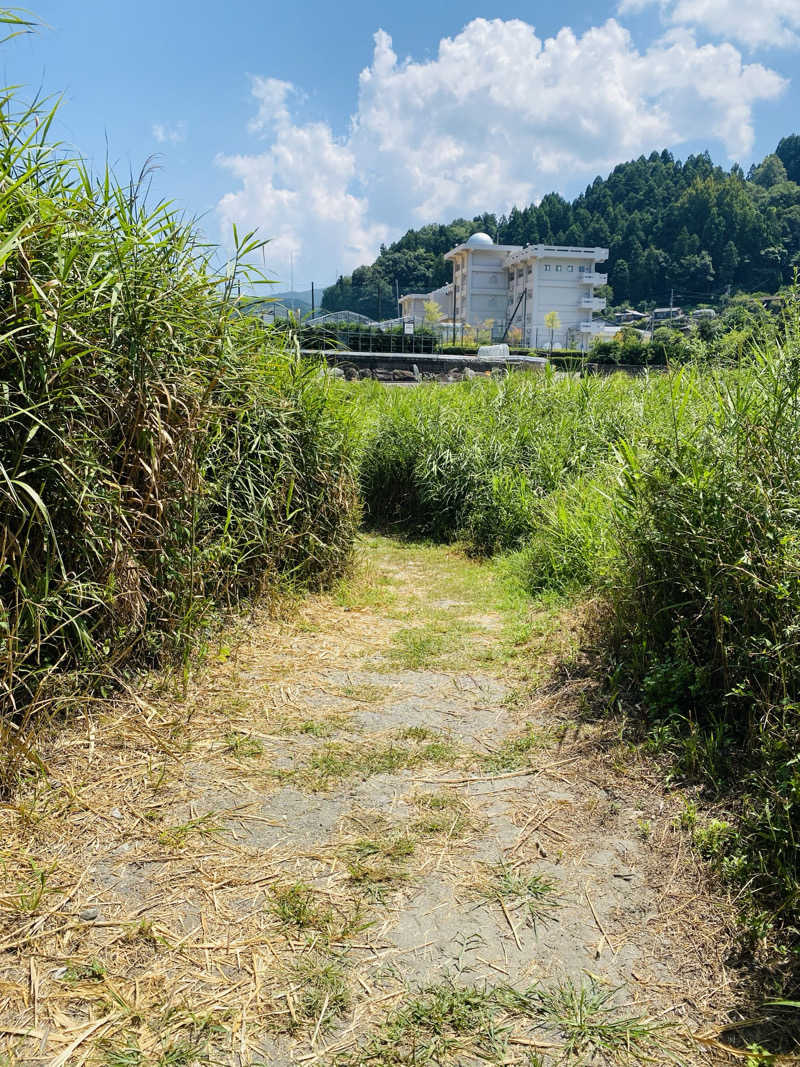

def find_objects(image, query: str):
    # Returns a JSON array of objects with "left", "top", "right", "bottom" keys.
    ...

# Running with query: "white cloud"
[
  {"left": 217, "top": 18, "right": 787, "bottom": 286},
  {"left": 152, "top": 121, "right": 187, "bottom": 144},
  {"left": 216, "top": 116, "right": 390, "bottom": 291},
  {"left": 618, "top": 0, "right": 800, "bottom": 49},
  {"left": 247, "top": 76, "right": 294, "bottom": 133}
]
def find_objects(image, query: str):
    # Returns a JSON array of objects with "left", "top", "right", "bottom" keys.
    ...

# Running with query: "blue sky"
[{"left": 5, "top": 1, "right": 800, "bottom": 289}]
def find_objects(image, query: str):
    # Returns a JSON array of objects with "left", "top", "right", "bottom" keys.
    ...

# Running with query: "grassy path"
[{"left": 0, "top": 537, "right": 752, "bottom": 1065}]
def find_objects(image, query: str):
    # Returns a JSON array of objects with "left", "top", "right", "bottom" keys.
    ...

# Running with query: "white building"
[
  {"left": 402, "top": 232, "right": 608, "bottom": 346},
  {"left": 398, "top": 283, "right": 453, "bottom": 322}
]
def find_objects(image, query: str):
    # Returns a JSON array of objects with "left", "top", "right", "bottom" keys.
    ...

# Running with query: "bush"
[
  {"left": 358, "top": 368, "right": 663, "bottom": 555},
  {"left": 0, "top": 48, "right": 358, "bottom": 781},
  {"left": 609, "top": 327, "right": 800, "bottom": 923},
  {"left": 590, "top": 329, "right": 651, "bottom": 365},
  {"left": 514, "top": 477, "right": 617, "bottom": 594}
]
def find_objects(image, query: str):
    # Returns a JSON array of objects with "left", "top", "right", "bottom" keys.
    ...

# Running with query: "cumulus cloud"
[
  {"left": 152, "top": 121, "right": 187, "bottom": 144},
  {"left": 619, "top": 0, "right": 800, "bottom": 50},
  {"left": 217, "top": 17, "right": 787, "bottom": 286},
  {"left": 247, "top": 76, "right": 294, "bottom": 133},
  {"left": 216, "top": 114, "right": 390, "bottom": 291}
]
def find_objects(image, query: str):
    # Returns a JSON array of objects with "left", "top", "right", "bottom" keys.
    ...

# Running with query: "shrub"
[
  {"left": 514, "top": 477, "right": 617, "bottom": 595},
  {"left": 0, "top": 38, "right": 358, "bottom": 781},
  {"left": 609, "top": 328, "right": 800, "bottom": 918},
  {"left": 358, "top": 367, "right": 664, "bottom": 555}
]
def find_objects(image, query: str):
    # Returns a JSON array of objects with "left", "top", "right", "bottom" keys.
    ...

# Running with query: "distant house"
[
  {"left": 613, "top": 308, "right": 648, "bottom": 325},
  {"left": 652, "top": 307, "right": 684, "bottom": 324},
  {"left": 401, "top": 232, "right": 608, "bottom": 344},
  {"left": 691, "top": 308, "right": 717, "bottom": 321}
]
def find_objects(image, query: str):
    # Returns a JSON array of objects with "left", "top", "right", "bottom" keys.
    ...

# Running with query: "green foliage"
[
  {"left": 608, "top": 329, "right": 800, "bottom": 923},
  {"left": 325, "top": 140, "right": 800, "bottom": 315},
  {"left": 357, "top": 368, "right": 669, "bottom": 555},
  {"left": 0, "top": 31, "right": 359, "bottom": 784}
]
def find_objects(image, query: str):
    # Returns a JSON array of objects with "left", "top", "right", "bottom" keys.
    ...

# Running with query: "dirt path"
[{"left": 1, "top": 536, "right": 750, "bottom": 1065}]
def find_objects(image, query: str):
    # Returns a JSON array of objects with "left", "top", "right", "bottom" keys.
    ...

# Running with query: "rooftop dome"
[{"left": 466, "top": 232, "right": 494, "bottom": 248}]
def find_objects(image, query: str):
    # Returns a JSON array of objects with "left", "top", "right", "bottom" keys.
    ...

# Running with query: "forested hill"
[{"left": 322, "top": 136, "right": 800, "bottom": 319}]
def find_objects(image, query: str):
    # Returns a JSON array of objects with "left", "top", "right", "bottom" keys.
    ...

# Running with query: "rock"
[
  {"left": 110, "top": 807, "right": 123, "bottom": 820},
  {"left": 79, "top": 907, "right": 99, "bottom": 922},
  {"left": 477, "top": 343, "right": 510, "bottom": 360}
]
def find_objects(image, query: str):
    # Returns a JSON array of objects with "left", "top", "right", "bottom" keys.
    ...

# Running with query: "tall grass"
[
  {"left": 609, "top": 331, "right": 800, "bottom": 940},
  {"left": 0, "top": 18, "right": 358, "bottom": 783},
  {"left": 358, "top": 367, "right": 691, "bottom": 557}
]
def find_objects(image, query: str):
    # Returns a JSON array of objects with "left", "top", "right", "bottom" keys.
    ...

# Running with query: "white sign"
[{"left": 404, "top": 321, "right": 414, "bottom": 335}]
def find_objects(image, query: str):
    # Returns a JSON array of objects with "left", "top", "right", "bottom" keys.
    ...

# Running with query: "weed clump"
[
  {"left": 608, "top": 333, "right": 800, "bottom": 947},
  {"left": 0, "top": 27, "right": 359, "bottom": 784},
  {"left": 358, "top": 369, "right": 653, "bottom": 555}
]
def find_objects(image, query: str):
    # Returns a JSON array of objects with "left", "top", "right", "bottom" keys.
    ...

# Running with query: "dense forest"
[{"left": 322, "top": 136, "right": 800, "bottom": 319}]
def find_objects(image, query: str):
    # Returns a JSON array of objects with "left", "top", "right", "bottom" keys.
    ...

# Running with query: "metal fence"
[{"left": 253, "top": 303, "right": 593, "bottom": 354}]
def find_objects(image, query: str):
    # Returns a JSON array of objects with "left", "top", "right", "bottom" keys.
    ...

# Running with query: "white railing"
[{"left": 580, "top": 272, "right": 607, "bottom": 285}]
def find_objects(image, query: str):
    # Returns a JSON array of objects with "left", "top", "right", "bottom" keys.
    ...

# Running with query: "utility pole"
[
  {"left": 311, "top": 281, "right": 315, "bottom": 319},
  {"left": 452, "top": 283, "right": 457, "bottom": 346},
  {"left": 669, "top": 287, "right": 674, "bottom": 322},
  {"left": 395, "top": 278, "right": 400, "bottom": 317}
]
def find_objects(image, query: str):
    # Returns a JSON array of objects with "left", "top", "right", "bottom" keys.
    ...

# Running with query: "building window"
[
  {"left": 578, "top": 265, "right": 586, "bottom": 273},
  {"left": 567, "top": 265, "right": 574, "bottom": 272},
  {"left": 544, "top": 265, "right": 551, "bottom": 272},
  {"left": 555, "top": 265, "right": 562, "bottom": 272}
]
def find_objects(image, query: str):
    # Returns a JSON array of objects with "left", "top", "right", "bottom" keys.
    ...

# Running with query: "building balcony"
[
  {"left": 580, "top": 272, "right": 607, "bottom": 285},
  {"left": 580, "top": 296, "right": 606, "bottom": 311},
  {"left": 578, "top": 321, "right": 595, "bottom": 333}
]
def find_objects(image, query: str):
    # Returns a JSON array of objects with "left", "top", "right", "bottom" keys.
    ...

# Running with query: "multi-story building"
[{"left": 401, "top": 232, "right": 609, "bottom": 345}]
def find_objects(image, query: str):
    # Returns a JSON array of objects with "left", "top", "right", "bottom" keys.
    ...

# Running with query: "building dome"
[{"left": 466, "top": 232, "right": 494, "bottom": 248}]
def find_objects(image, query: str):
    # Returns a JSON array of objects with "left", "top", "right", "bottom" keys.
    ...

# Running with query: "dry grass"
[{"left": 0, "top": 537, "right": 776, "bottom": 1065}]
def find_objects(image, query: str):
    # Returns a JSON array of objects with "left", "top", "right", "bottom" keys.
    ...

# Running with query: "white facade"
[
  {"left": 398, "top": 282, "right": 453, "bottom": 322},
  {"left": 429, "top": 232, "right": 608, "bottom": 344}
]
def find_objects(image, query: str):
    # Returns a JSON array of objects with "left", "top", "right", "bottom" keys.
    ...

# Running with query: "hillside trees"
[{"left": 324, "top": 140, "right": 800, "bottom": 315}]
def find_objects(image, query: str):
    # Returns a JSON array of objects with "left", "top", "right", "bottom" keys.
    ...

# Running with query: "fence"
[
  {"left": 426, "top": 321, "right": 589, "bottom": 353},
  {"left": 253, "top": 305, "right": 592, "bottom": 355}
]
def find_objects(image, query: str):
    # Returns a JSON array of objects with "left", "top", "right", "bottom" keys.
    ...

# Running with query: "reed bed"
[{"left": 0, "top": 18, "right": 359, "bottom": 787}]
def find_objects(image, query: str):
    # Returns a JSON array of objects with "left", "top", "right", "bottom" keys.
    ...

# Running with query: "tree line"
[{"left": 322, "top": 136, "right": 800, "bottom": 319}]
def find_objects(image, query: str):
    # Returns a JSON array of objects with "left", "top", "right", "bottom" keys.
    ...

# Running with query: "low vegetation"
[{"left": 340, "top": 977, "right": 673, "bottom": 1065}]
